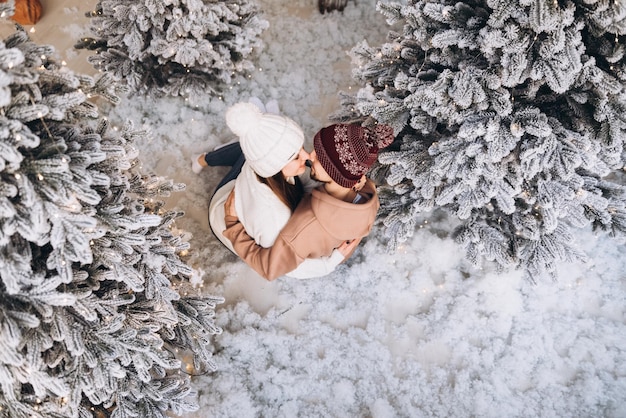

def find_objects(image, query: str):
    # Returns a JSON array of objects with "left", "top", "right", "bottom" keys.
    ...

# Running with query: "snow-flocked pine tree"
[
  {"left": 76, "top": 0, "right": 269, "bottom": 98},
  {"left": 0, "top": 27, "right": 223, "bottom": 417},
  {"left": 332, "top": 0, "right": 626, "bottom": 280}
]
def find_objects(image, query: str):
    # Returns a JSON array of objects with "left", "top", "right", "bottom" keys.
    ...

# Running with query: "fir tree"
[
  {"left": 0, "top": 27, "right": 222, "bottom": 417},
  {"left": 332, "top": 0, "right": 626, "bottom": 280},
  {"left": 75, "top": 0, "right": 269, "bottom": 98}
]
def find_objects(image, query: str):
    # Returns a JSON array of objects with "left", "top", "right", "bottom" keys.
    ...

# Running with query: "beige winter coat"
[{"left": 223, "top": 179, "right": 379, "bottom": 281}]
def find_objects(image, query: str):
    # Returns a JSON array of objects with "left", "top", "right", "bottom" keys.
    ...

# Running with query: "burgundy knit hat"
[{"left": 313, "top": 123, "right": 394, "bottom": 188}]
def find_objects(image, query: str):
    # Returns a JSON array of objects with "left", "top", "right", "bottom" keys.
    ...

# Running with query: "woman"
[{"left": 193, "top": 99, "right": 310, "bottom": 253}]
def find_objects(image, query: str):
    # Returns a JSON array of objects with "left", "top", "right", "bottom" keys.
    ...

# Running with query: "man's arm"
[
  {"left": 223, "top": 190, "right": 304, "bottom": 281},
  {"left": 223, "top": 214, "right": 303, "bottom": 281},
  {"left": 286, "top": 238, "right": 361, "bottom": 279}
]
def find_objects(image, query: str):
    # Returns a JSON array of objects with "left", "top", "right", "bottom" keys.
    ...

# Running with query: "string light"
[{"left": 510, "top": 122, "right": 522, "bottom": 136}]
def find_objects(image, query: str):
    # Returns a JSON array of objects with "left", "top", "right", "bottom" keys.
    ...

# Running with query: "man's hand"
[
  {"left": 225, "top": 189, "right": 237, "bottom": 218},
  {"left": 337, "top": 237, "right": 361, "bottom": 258}
]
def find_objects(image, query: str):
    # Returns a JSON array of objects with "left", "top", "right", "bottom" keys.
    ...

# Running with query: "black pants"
[
  {"left": 204, "top": 142, "right": 245, "bottom": 192},
  {"left": 206, "top": 142, "right": 246, "bottom": 251}
]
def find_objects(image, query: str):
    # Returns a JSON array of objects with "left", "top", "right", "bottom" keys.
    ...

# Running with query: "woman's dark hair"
[{"left": 257, "top": 173, "right": 304, "bottom": 212}]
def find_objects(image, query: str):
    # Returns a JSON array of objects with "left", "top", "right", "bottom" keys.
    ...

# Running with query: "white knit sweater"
[{"left": 235, "top": 162, "right": 292, "bottom": 247}]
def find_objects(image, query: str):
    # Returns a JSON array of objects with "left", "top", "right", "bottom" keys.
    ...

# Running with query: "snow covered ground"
[{"left": 10, "top": 0, "right": 626, "bottom": 416}]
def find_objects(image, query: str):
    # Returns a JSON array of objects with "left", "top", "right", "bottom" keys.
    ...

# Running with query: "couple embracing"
[{"left": 192, "top": 98, "right": 394, "bottom": 281}]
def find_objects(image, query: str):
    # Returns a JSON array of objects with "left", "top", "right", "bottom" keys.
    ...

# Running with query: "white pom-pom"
[{"left": 225, "top": 102, "right": 263, "bottom": 137}]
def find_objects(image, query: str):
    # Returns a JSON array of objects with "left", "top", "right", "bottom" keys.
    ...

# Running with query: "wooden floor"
[{"left": 1, "top": 0, "right": 98, "bottom": 75}]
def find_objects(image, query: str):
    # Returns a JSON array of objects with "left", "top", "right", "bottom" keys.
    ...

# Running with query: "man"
[{"left": 222, "top": 122, "right": 394, "bottom": 281}]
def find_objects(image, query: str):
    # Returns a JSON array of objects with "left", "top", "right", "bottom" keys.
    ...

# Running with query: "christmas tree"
[
  {"left": 0, "top": 27, "right": 222, "bottom": 417},
  {"left": 332, "top": 0, "right": 626, "bottom": 280},
  {"left": 76, "top": 0, "right": 269, "bottom": 98}
]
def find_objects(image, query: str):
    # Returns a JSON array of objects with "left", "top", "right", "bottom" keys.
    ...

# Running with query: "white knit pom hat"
[{"left": 225, "top": 102, "right": 304, "bottom": 178}]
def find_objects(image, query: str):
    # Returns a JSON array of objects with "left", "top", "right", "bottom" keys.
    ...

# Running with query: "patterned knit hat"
[
  {"left": 225, "top": 102, "right": 304, "bottom": 178},
  {"left": 313, "top": 123, "right": 394, "bottom": 188}
]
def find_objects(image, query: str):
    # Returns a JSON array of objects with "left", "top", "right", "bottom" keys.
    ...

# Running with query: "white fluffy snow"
[{"left": 27, "top": 0, "right": 626, "bottom": 416}]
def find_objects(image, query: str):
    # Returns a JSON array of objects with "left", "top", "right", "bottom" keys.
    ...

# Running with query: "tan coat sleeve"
[{"left": 223, "top": 215, "right": 305, "bottom": 281}]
